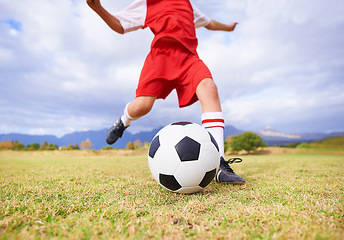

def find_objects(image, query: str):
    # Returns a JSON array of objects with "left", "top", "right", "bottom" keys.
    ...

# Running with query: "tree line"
[
  {"left": 0, "top": 132, "right": 269, "bottom": 153},
  {"left": 0, "top": 140, "right": 80, "bottom": 151},
  {"left": 0, "top": 138, "right": 148, "bottom": 151}
]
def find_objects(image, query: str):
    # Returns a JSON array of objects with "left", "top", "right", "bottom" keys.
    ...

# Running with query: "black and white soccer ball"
[{"left": 148, "top": 122, "right": 220, "bottom": 194}]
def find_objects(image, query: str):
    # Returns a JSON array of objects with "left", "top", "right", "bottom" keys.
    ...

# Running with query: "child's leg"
[
  {"left": 195, "top": 78, "right": 222, "bottom": 113},
  {"left": 201, "top": 111, "right": 225, "bottom": 157},
  {"left": 121, "top": 96, "right": 156, "bottom": 126},
  {"left": 106, "top": 96, "right": 156, "bottom": 144},
  {"left": 196, "top": 78, "right": 224, "bottom": 157},
  {"left": 127, "top": 96, "right": 156, "bottom": 121},
  {"left": 196, "top": 78, "right": 245, "bottom": 184}
]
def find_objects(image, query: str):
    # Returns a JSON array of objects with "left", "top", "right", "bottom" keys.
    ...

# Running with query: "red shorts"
[{"left": 136, "top": 40, "right": 212, "bottom": 108}]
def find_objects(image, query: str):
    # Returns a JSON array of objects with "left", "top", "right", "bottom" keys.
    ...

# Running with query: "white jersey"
[{"left": 115, "top": 0, "right": 210, "bottom": 33}]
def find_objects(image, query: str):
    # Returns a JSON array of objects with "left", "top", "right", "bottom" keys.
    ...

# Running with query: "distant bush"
[
  {"left": 40, "top": 141, "right": 58, "bottom": 150},
  {"left": 26, "top": 143, "right": 40, "bottom": 151},
  {"left": 102, "top": 146, "right": 114, "bottom": 150},
  {"left": 283, "top": 142, "right": 302, "bottom": 148},
  {"left": 0, "top": 141, "right": 15, "bottom": 150},
  {"left": 80, "top": 139, "right": 93, "bottom": 150},
  {"left": 14, "top": 141, "right": 25, "bottom": 150},
  {"left": 125, "top": 139, "right": 146, "bottom": 150},
  {"left": 296, "top": 143, "right": 310, "bottom": 149},
  {"left": 229, "top": 132, "right": 267, "bottom": 154},
  {"left": 224, "top": 137, "right": 232, "bottom": 153},
  {"left": 60, "top": 144, "right": 80, "bottom": 150},
  {"left": 126, "top": 141, "right": 136, "bottom": 150},
  {"left": 142, "top": 142, "right": 150, "bottom": 150}
]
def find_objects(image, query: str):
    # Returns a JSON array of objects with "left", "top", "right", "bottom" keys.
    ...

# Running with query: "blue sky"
[{"left": 1, "top": 0, "right": 344, "bottom": 137}]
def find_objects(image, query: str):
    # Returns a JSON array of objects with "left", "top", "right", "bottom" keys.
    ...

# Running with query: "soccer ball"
[{"left": 148, "top": 122, "right": 220, "bottom": 194}]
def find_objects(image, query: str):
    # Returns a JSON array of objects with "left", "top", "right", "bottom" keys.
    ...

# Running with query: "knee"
[
  {"left": 197, "top": 78, "right": 219, "bottom": 99},
  {"left": 206, "top": 81, "right": 219, "bottom": 96},
  {"left": 135, "top": 100, "right": 153, "bottom": 116},
  {"left": 196, "top": 78, "right": 221, "bottom": 112},
  {"left": 128, "top": 97, "right": 155, "bottom": 118}
]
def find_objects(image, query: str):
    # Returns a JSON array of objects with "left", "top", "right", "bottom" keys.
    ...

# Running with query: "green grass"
[
  {"left": 0, "top": 150, "right": 343, "bottom": 239},
  {"left": 309, "top": 136, "right": 344, "bottom": 151}
]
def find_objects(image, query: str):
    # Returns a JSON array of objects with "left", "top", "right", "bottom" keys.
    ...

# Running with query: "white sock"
[
  {"left": 120, "top": 103, "right": 137, "bottom": 127},
  {"left": 201, "top": 112, "right": 225, "bottom": 158}
]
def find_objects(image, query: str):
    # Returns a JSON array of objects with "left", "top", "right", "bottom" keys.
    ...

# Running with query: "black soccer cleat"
[
  {"left": 105, "top": 118, "right": 128, "bottom": 145},
  {"left": 216, "top": 157, "right": 245, "bottom": 185}
]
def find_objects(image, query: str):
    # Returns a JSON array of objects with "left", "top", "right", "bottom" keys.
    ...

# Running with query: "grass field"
[{"left": 0, "top": 150, "right": 343, "bottom": 239}]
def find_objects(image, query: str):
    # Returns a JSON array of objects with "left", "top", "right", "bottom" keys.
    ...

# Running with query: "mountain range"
[{"left": 0, "top": 125, "right": 343, "bottom": 150}]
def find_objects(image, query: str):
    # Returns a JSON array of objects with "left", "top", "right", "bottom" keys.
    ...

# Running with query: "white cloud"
[
  {"left": 1, "top": 0, "right": 343, "bottom": 137},
  {"left": 196, "top": 0, "right": 344, "bottom": 133}
]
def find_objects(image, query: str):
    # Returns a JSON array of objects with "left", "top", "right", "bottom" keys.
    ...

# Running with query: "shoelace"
[
  {"left": 221, "top": 158, "right": 242, "bottom": 173},
  {"left": 226, "top": 158, "right": 242, "bottom": 164}
]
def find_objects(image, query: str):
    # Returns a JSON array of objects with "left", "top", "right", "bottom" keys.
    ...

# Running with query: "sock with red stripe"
[{"left": 201, "top": 112, "right": 225, "bottom": 158}]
